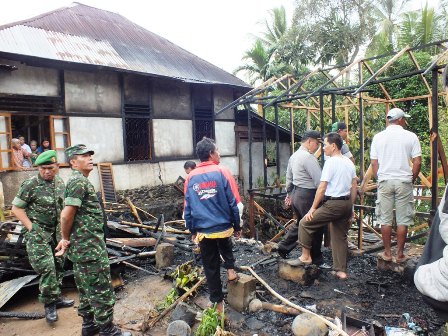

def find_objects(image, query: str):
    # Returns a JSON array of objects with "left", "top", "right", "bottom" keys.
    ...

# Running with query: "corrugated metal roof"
[{"left": 0, "top": 3, "right": 250, "bottom": 88}]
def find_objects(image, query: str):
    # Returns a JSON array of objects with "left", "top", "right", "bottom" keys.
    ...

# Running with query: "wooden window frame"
[
  {"left": 49, "top": 116, "right": 71, "bottom": 166},
  {"left": 0, "top": 113, "right": 13, "bottom": 170}
]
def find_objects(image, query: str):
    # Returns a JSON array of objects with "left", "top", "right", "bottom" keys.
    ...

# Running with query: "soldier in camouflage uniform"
[
  {"left": 12, "top": 150, "right": 74, "bottom": 324},
  {"left": 55, "top": 144, "right": 131, "bottom": 336}
]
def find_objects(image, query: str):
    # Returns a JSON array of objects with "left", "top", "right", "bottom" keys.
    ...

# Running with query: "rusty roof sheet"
[{"left": 0, "top": 3, "right": 250, "bottom": 88}]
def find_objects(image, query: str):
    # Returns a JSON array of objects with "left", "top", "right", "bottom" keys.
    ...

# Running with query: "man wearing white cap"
[{"left": 370, "top": 108, "right": 422, "bottom": 263}]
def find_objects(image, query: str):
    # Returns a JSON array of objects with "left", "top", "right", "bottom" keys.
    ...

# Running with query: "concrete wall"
[
  {"left": 64, "top": 70, "right": 121, "bottom": 116},
  {"left": 215, "top": 121, "right": 236, "bottom": 156},
  {"left": 0, "top": 59, "right": 59, "bottom": 96},
  {"left": 214, "top": 86, "right": 234, "bottom": 120},
  {"left": 0, "top": 155, "right": 240, "bottom": 205},
  {"left": 239, "top": 141, "right": 291, "bottom": 193},
  {"left": 152, "top": 119, "right": 193, "bottom": 158},
  {"left": 152, "top": 79, "right": 191, "bottom": 119},
  {"left": 69, "top": 116, "right": 124, "bottom": 162}
]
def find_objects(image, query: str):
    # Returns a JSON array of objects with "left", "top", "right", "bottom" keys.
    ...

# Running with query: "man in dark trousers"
[
  {"left": 184, "top": 137, "right": 241, "bottom": 314},
  {"left": 297, "top": 133, "right": 357, "bottom": 279},
  {"left": 276, "top": 130, "right": 327, "bottom": 267}
]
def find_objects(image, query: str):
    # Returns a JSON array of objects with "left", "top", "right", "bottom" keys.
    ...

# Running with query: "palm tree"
[
  {"left": 234, "top": 6, "right": 290, "bottom": 85},
  {"left": 366, "top": 0, "right": 411, "bottom": 56},
  {"left": 261, "top": 6, "right": 288, "bottom": 50},
  {"left": 233, "top": 39, "right": 273, "bottom": 85},
  {"left": 398, "top": 2, "right": 443, "bottom": 54}
]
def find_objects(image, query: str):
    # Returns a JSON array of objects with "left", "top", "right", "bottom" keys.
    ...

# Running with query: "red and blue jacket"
[{"left": 184, "top": 161, "right": 241, "bottom": 235}]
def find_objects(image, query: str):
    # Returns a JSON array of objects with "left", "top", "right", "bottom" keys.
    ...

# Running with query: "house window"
[
  {"left": 124, "top": 104, "right": 151, "bottom": 161},
  {"left": 0, "top": 114, "right": 70, "bottom": 170},
  {"left": 192, "top": 85, "right": 214, "bottom": 145}
]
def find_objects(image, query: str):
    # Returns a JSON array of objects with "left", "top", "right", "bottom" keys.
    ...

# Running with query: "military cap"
[
  {"left": 331, "top": 122, "right": 347, "bottom": 132},
  {"left": 65, "top": 144, "right": 95, "bottom": 159},
  {"left": 35, "top": 150, "right": 58, "bottom": 166},
  {"left": 302, "top": 130, "right": 323, "bottom": 143}
]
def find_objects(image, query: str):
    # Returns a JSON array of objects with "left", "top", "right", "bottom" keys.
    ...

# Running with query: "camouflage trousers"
[
  {"left": 25, "top": 225, "right": 64, "bottom": 304},
  {"left": 73, "top": 259, "right": 115, "bottom": 326}
]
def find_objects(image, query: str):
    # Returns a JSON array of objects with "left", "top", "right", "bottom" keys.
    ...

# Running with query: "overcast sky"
[{"left": 0, "top": 0, "right": 440, "bottom": 81}]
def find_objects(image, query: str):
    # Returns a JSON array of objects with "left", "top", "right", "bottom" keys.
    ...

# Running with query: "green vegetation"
[{"left": 195, "top": 304, "right": 225, "bottom": 336}]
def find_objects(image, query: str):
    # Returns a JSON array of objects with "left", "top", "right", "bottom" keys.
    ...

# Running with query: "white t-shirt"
[
  {"left": 21, "top": 143, "right": 31, "bottom": 153},
  {"left": 370, "top": 125, "right": 421, "bottom": 181},
  {"left": 321, "top": 155, "right": 356, "bottom": 197}
]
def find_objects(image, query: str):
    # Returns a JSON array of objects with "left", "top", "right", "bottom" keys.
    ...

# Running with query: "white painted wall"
[
  {"left": 69, "top": 116, "right": 124, "bottom": 163},
  {"left": 152, "top": 119, "right": 193, "bottom": 157},
  {"left": 215, "top": 121, "right": 236, "bottom": 156}
]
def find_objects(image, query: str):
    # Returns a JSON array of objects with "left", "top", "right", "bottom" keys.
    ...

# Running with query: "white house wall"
[
  {"left": 69, "top": 116, "right": 124, "bottom": 162},
  {"left": 0, "top": 59, "right": 59, "bottom": 96},
  {"left": 215, "top": 121, "right": 236, "bottom": 156},
  {"left": 152, "top": 119, "right": 193, "bottom": 157},
  {"left": 239, "top": 141, "right": 291, "bottom": 192}
]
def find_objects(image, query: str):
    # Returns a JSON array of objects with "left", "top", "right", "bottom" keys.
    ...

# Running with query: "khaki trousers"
[{"left": 298, "top": 199, "right": 352, "bottom": 272}]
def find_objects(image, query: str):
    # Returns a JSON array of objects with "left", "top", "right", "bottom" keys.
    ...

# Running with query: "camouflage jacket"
[
  {"left": 12, "top": 174, "right": 65, "bottom": 233},
  {"left": 65, "top": 169, "right": 107, "bottom": 263}
]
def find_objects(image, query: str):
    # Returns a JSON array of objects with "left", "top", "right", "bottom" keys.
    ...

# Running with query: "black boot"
[
  {"left": 44, "top": 302, "right": 58, "bottom": 323},
  {"left": 82, "top": 314, "right": 100, "bottom": 336},
  {"left": 55, "top": 296, "right": 75, "bottom": 308},
  {"left": 99, "top": 322, "right": 132, "bottom": 336}
]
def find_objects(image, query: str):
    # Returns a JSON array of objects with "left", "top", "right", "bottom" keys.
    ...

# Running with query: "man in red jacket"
[{"left": 184, "top": 137, "right": 241, "bottom": 314}]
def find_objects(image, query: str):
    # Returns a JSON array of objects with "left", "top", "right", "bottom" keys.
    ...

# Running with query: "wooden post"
[{"left": 249, "top": 192, "right": 255, "bottom": 238}]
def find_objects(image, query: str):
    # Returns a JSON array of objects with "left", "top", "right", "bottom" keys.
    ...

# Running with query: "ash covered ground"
[{"left": 112, "top": 185, "right": 445, "bottom": 335}]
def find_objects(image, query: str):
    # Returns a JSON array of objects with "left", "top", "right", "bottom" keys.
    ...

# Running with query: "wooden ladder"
[{"left": 98, "top": 163, "right": 117, "bottom": 204}]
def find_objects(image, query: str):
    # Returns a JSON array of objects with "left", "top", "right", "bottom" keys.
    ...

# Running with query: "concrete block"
[
  {"left": 170, "top": 302, "right": 197, "bottom": 326},
  {"left": 292, "top": 313, "right": 328, "bottom": 336},
  {"left": 377, "top": 258, "right": 406, "bottom": 274},
  {"left": 227, "top": 273, "right": 256, "bottom": 312},
  {"left": 279, "top": 260, "right": 320, "bottom": 285},
  {"left": 156, "top": 243, "right": 174, "bottom": 268}
]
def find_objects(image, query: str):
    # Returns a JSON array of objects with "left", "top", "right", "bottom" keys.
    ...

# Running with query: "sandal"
[
  {"left": 377, "top": 252, "right": 392, "bottom": 262},
  {"left": 288, "top": 258, "right": 312, "bottom": 267},
  {"left": 227, "top": 275, "right": 240, "bottom": 284}
]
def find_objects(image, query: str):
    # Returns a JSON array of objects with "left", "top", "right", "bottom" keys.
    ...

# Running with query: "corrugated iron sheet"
[{"left": 0, "top": 3, "right": 250, "bottom": 88}]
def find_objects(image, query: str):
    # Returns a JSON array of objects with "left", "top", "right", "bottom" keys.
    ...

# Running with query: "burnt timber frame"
[{"left": 217, "top": 39, "right": 448, "bottom": 252}]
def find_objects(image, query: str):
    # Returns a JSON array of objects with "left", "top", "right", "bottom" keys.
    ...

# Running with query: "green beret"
[
  {"left": 35, "top": 150, "right": 58, "bottom": 166},
  {"left": 331, "top": 121, "right": 347, "bottom": 133},
  {"left": 65, "top": 144, "right": 95, "bottom": 159}
]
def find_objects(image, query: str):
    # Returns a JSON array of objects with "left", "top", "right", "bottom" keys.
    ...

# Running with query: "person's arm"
[
  {"left": 304, "top": 157, "right": 322, "bottom": 189},
  {"left": 304, "top": 181, "right": 328, "bottom": 221},
  {"left": 11, "top": 206, "right": 33, "bottom": 231},
  {"left": 371, "top": 159, "right": 379, "bottom": 180},
  {"left": 412, "top": 156, "right": 422, "bottom": 183},
  {"left": 55, "top": 206, "right": 77, "bottom": 256},
  {"left": 350, "top": 177, "right": 358, "bottom": 203}
]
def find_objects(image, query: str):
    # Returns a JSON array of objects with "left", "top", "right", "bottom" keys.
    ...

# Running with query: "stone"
[
  {"left": 225, "top": 307, "right": 246, "bottom": 329},
  {"left": 245, "top": 317, "right": 265, "bottom": 330},
  {"left": 291, "top": 313, "right": 328, "bottom": 336},
  {"left": 377, "top": 258, "right": 406, "bottom": 274},
  {"left": 166, "top": 320, "right": 191, "bottom": 336},
  {"left": 227, "top": 273, "right": 256, "bottom": 312},
  {"left": 278, "top": 260, "right": 320, "bottom": 285},
  {"left": 170, "top": 302, "right": 197, "bottom": 326},
  {"left": 156, "top": 243, "right": 174, "bottom": 268}
]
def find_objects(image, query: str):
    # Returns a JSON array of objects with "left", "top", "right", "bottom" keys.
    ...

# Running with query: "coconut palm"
[{"left": 366, "top": 0, "right": 411, "bottom": 56}]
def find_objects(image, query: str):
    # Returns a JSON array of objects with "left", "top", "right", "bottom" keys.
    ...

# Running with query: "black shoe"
[
  {"left": 99, "top": 322, "right": 132, "bottom": 336},
  {"left": 55, "top": 296, "right": 75, "bottom": 308},
  {"left": 82, "top": 314, "right": 100, "bottom": 336},
  {"left": 44, "top": 303, "right": 58, "bottom": 323},
  {"left": 278, "top": 250, "right": 289, "bottom": 259}
]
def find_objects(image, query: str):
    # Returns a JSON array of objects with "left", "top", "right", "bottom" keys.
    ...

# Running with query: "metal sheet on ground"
[{"left": 0, "top": 274, "right": 38, "bottom": 309}]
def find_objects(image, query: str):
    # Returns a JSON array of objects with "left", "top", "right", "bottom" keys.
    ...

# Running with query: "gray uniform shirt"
[{"left": 285, "top": 146, "right": 322, "bottom": 192}]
